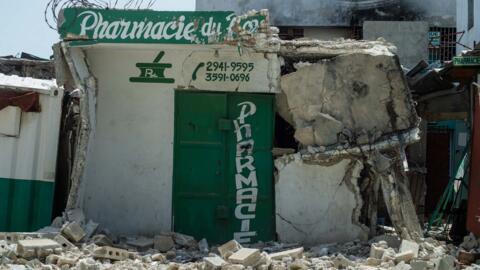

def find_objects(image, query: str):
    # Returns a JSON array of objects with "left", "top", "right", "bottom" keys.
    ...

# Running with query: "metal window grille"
[
  {"left": 350, "top": 25, "right": 363, "bottom": 40},
  {"left": 428, "top": 27, "right": 457, "bottom": 65}
]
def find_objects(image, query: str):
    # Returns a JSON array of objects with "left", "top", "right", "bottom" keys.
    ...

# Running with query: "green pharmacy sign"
[
  {"left": 130, "top": 51, "right": 175, "bottom": 83},
  {"left": 453, "top": 56, "right": 480, "bottom": 67},
  {"left": 58, "top": 8, "right": 267, "bottom": 44}
]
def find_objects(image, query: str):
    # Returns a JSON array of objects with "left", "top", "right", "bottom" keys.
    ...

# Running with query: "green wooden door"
[{"left": 173, "top": 91, "right": 275, "bottom": 244}]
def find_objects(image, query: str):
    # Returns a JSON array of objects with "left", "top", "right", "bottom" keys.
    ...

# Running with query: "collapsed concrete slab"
[
  {"left": 275, "top": 157, "right": 368, "bottom": 245},
  {"left": 275, "top": 38, "right": 422, "bottom": 245},
  {"left": 280, "top": 52, "right": 418, "bottom": 147}
]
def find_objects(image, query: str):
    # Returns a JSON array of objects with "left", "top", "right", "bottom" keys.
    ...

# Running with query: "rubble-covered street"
[
  {"left": 2, "top": 0, "right": 480, "bottom": 270},
  {"left": 0, "top": 209, "right": 478, "bottom": 269}
]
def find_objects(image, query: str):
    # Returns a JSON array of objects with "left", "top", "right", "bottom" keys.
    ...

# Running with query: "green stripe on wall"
[{"left": 0, "top": 178, "right": 54, "bottom": 232}]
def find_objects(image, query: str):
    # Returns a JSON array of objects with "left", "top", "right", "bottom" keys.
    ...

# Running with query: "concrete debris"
[
  {"left": 0, "top": 231, "right": 469, "bottom": 269},
  {"left": 61, "top": 221, "right": 86, "bottom": 243},
  {"left": 92, "top": 246, "right": 130, "bottom": 261},
  {"left": 280, "top": 52, "right": 417, "bottom": 148},
  {"left": 218, "top": 240, "right": 242, "bottom": 259},
  {"left": 269, "top": 247, "right": 304, "bottom": 260},
  {"left": 228, "top": 248, "right": 262, "bottom": 266}
]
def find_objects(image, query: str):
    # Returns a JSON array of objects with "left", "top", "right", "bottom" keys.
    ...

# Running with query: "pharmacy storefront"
[{"left": 57, "top": 8, "right": 279, "bottom": 244}]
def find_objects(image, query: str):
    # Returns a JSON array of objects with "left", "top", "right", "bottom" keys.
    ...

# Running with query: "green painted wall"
[{"left": 0, "top": 178, "right": 54, "bottom": 232}]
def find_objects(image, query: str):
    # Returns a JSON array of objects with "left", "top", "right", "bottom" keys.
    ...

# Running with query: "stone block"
[
  {"left": 154, "top": 235, "right": 175, "bottom": 252},
  {"left": 399, "top": 240, "right": 419, "bottom": 258},
  {"left": 61, "top": 222, "right": 86, "bottom": 242},
  {"left": 93, "top": 246, "right": 129, "bottom": 261},
  {"left": 395, "top": 251, "right": 415, "bottom": 263},
  {"left": 16, "top": 239, "right": 61, "bottom": 259},
  {"left": 204, "top": 256, "right": 228, "bottom": 270},
  {"left": 218, "top": 240, "right": 242, "bottom": 259},
  {"left": 394, "top": 261, "right": 412, "bottom": 270},
  {"left": 53, "top": 234, "right": 76, "bottom": 250},
  {"left": 269, "top": 247, "right": 303, "bottom": 260},
  {"left": 228, "top": 248, "right": 261, "bottom": 266}
]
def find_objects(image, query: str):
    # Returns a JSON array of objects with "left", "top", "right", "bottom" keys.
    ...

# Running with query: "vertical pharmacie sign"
[
  {"left": 233, "top": 101, "right": 258, "bottom": 243},
  {"left": 58, "top": 8, "right": 267, "bottom": 44}
]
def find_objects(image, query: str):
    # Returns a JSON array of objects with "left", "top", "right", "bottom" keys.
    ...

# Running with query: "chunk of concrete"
[
  {"left": 154, "top": 235, "right": 175, "bottom": 252},
  {"left": 127, "top": 237, "right": 154, "bottom": 251},
  {"left": 395, "top": 251, "right": 415, "bottom": 263},
  {"left": 93, "top": 246, "right": 129, "bottom": 261},
  {"left": 279, "top": 52, "right": 417, "bottom": 147},
  {"left": 16, "top": 239, "right": 61, "bottom": 259},
  {"left": 218, "top": 240, "right": 242, "bottom": 260},
  {"left": 269, "top": 247, "right": 303, "bottom": 260},
  {"left": 61, "top": 222, "right": 86, "bottom": 242},
  {"left": 222, "top": 264, "right": 245, "bottom": 270},
  {"left": 228, "top": 248, "right": 261, "bottom": 266},
  {"left": 370, "top": 244, "right": 385, "bottom": 259},
  {"left": 399, "top": 240, "right": 419, "bottom": 258},
  {"left": 204, "top": 256, "right": 228, "bottom": 270}
]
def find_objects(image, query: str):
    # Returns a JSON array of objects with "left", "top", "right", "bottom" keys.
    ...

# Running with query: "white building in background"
[{"left": 457, "top": 0, "right": 480, "bottom": 54}]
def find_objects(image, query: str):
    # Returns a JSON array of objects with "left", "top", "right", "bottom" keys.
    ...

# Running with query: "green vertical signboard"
[
  {"left": 173, "top": 91, "right": 275, "bottom": 244},
  {"left": 59, "top": 8, "right": 266, "bottom": 44}
]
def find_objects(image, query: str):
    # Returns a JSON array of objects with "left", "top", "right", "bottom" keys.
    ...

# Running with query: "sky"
[{"left": 0, "top": 0, "right": 195, "bottom": 59}]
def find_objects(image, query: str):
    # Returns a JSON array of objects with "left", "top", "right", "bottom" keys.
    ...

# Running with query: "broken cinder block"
[
  {"left": 53, "top": 234, "right": 76, "bottom": 250},
  {"left": 61, "top": 222, "right": 86, "bottom": 242},
  {"left": 218, "top": 240, "right": 242, "bottom": 260},
  {"left": 173, "top": 232, "right": 197, "bottom": 248},
  {"left": 126, "top": 237, "right": 154, "bottom": 251},
  {"left": 16, "top": 238, "right": 61, "bottom": 259},
  {"left": 269, "top": 247, "right": 303, "bottom": 260},
  {"left": 93, "top": 246, "right": 129, "bottom": 261},
  {"left": 228, "top": 248, "right": 262, "bottom": 266}
]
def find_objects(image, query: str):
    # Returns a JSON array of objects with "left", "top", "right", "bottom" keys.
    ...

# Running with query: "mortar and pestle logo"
[{"left": 129, "top": 51, "right": 175, "bottom": 83}]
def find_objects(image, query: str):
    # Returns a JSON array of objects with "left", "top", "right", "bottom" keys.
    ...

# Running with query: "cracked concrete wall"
[
  {"left": 275, "top": 158, "right": 368, "bottom": 245},
  {"left": 279, "top": 52, "right": 417, "bottom": 148}
]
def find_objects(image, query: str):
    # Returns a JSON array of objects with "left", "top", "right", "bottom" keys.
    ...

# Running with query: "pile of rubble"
[{"left": 0, "top": 209, "right": 476, "bottom": 270}]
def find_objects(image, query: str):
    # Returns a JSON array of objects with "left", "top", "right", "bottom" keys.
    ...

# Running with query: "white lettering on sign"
[
  {"left": 233, "top": 101, "right": 258, "bottom": 244},
  {"left": 76, "top": 10, "right": 248, "bottom": 42}
]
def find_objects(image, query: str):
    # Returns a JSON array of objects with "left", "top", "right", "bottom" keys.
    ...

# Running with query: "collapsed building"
[
  {"left": 37, "top": 7, "right": 423, "bottom": 247},
  {"left": 3, "top": 5, "right": 480, "bottom": 270}
]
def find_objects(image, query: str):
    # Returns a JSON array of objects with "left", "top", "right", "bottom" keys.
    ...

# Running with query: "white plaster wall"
[
  {"left": 275, "top": 158, "right": 368, "bottom": 245},
  {"left": 457, "top": 0, "right": 480, "bottom": 54},
  {"left": 80, "top": 44, "right": 278, "bottom": 235}
]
